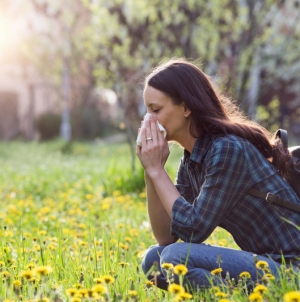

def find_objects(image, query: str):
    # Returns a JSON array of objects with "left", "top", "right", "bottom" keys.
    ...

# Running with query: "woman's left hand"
[{"left": 136, "top": 115, "right": 169, "bottom": 177}]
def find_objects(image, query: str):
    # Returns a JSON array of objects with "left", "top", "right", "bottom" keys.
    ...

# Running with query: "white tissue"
[{"left": 136, "top": 113, "right": 167, "bottom": 146}]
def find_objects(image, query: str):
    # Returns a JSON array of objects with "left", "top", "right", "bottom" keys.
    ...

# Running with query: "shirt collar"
[{"left": 183, "top": 133, "right": 213, "bottom": 164}]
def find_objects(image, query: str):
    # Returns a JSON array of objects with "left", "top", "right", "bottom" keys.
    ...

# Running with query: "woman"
[{"left": 136, "top": 58, "right": 300, "bottom": 291}]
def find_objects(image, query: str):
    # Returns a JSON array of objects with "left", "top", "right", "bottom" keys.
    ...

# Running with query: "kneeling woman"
[{"left": 136, "top": 59, "right": 300, "bottom": 291}]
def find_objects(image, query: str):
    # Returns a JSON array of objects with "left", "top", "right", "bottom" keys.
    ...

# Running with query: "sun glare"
[{"left": 0, "top": 13, "right": 23, "bottom": 61}]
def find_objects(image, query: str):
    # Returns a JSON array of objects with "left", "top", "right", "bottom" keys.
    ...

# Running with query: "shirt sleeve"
[{"left": 171, "top": 139, "right": 251, "bottom": 243}]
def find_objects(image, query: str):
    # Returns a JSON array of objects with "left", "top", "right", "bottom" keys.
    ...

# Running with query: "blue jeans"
[{"left": 141, "top": 243, "right": 282, "bottom": 291}]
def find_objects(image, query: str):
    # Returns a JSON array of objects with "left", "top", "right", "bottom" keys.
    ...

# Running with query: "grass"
[{"left": 0, "top": 140, "right": 299, "bottom": 301}]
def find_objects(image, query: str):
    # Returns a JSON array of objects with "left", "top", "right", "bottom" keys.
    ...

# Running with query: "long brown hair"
[{"left": 144, "top": 58, "right": 292, "bottom": 178}]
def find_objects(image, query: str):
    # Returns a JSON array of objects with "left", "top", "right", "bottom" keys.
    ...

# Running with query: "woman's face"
[{"left": 143, "top": 85, "right": 190, "bottom": 141}]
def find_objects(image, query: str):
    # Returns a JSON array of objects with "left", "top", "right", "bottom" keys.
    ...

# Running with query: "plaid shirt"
[{"left": 171, "top": 133, "right": 300, "bottom": 265}]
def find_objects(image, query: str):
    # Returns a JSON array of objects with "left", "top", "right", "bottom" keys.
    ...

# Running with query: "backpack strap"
[
  {"left": 276, "top": 129, "right": 288, "bottom": 148},
  {"left": 248, "top": 188, "right": 300, "bottom": 213}
]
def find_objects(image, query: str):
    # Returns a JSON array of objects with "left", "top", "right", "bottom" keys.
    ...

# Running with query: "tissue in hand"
[{"left": 136, "top": 113, "right": 167, "bottom": 146}]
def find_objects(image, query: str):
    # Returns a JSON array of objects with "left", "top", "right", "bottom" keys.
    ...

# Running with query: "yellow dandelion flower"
[
  {"left": 239, "top": 271, "right": 251, "bottom": 279},
  {"left": 39, "top": 230, "right": 47, "bottom": 236},
  {"left": 249, "top": 292, "right": 263, "bottom": 302},
  {"left": 71, "top": 298, "right": 81, "bottom": 302},
  {"left": 173, "top": 264, "right": 188, "bottom": 276},
  {"left": 13, "top": 280, "right": 22, "bottom": 288},
  {"left": 128, "top": 290, "right": 138, "bottom": 297},
  {"left": 125, "top": 237, "right": 132, "bottom": 243},
  {"left": 100, "top": 275, "right": 114, "bottom": 284},
  {"left": 26, "top": 263, "right": 36, "bottom": 270},
  {"left": 20, "top": 270, "right": 35, "bottom": 280},
  {"left": 119, "top": 262, "right": 130, "bottom": 268},
  {"left": 92, "top": 284, "right": 107, "bottom": 295},
  {"left": 161, "top": 263, "right": 174, "bottom": 270},
  {"left": 168, "top": 284, "right": 185, "bottom": 295},
  {"left": 215, "top": 292, "right": 227, "bottom": 298},
  {"left": 73, "top": 283, "right": 83, "bottom": 289},
  {"left": 284, "top": 291, "right": 300, "bottom": 302},
  {"left": 119, "top": 243, "right": 129, "bottom": 250},
  {"left": 262, "top": 273, "right": 275, "bottom": 281},
  {"left": 35, "top": 298, "right": 49, "bottom": 302},
  {"left": 254, "top": 284, "right": 268, "bottom": 294},
  {"left": 0, "top": 261, "right": 5, "bottom": 267},
  {"left": 1, "top": 271, "right": 10, "bottom": 278},
  {"left": 209, "top": 286, "right": 220, "bottom": 294},
  {"left": 66, "top": 288, "right": 78, "bottom": 297},
  {"left": 219, "top": 300, "right": 230, "bottom": 302},
  {"left": 3, "top": 246, "right": 11, "bottom": 253},
  {"left": 77, "top": 289, "right": 88, "bottom": 298},
  {"left": 210, "top": 268, "right": 223, "bottom": 275},
  {"left": 256, "top": 260, "right": 268, "bottom": 270},
  {"left": 177, "top": 292, "right": 193, "bottom": 300},
  {"left": 145, "top": 280, "right": 153, "bottom": 288},
  {"left": 93, "top": 278, "right": 102, "bottom": 284},
  {"left": 34, "top": 266, "right": 53, "bottom": 276}
]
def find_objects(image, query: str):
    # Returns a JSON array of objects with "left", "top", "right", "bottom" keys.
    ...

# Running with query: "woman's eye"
[{"left": 152, "top": 109, "right": 159, "bottom": 113}]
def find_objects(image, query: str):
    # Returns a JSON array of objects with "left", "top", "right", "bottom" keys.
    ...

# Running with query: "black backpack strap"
[
  {"left": 248, "top": 189, "right": 300, "bottom": 213},
  {"left": 276, "top": 129, "right": 288, "bottom": 148}
]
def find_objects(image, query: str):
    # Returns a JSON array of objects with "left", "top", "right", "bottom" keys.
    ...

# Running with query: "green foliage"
[{"left": 36, "top": 112, "right": 61, "bottom": 140}]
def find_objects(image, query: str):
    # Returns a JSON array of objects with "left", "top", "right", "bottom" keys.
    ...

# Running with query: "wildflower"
[
  {"left": 283, "top": 291, "right": 300, "bottom": 302},
  {"left": 3, "top": 247, "right": 11, "bottom": 253},
  {"left": 13, "top": 280, "right": 22, "bottom": 288},
  {"left": 215, "top": 292, "right": 227, "bottom": 298},
  {"left": 211, "top": 268, "right": 223, "bottom": 275},
  {"left": 71, "top": 298, "right": 81, "bottom": 302},
  {"left": 26, "top": 263, "right": 36, "bottom": 270},
  {"left": 249, "top": 292, "right": 263, "bottom": 302},
  {"left": 145, "top": 281, "right": 153, "bottom": 288},
  {"left": 100, "top": 275, "right": 114, "bottom": 284},
  {"left": 34, "top": 266, "right": 53, "bottom": 276},
  {"left": 168, "top": 284, "right": 185, "bottom": 295},
  {"left": 119, "top": 262, "right": 130, "bottom": 268},
  {"left": 209, "top": 286, "right": 220, "bottom": 294},
  {"left": 125, "top": 237, "right": 132, "bottom": 243},
  {"left": 173, "top": 264, "right": 188, "bottom": 276},
  {"left": 262, "top": 273, "right": 275, "bottom": 281},
  {"left": 1, "top": 271, "right": 10, "bottom": 278},
  {"left": 66, "top": 288, "right": 78, "bottom": 297},
  {"left": 177, "top": 292, "right": 193, "bottom": 300},
  {"left": 93, "top": 278, "right": 102, "bottom": 284},
  {"left": 239, "top": 271, "right": 251, "bottom": 279},
  {"left": 161, "top": 263, "right": 174, "bottom": 271},
  {"left": 92, "top": 284, "right": 107, "bottom": 295},
  {"left": 119, "top": 243, "right": 129, "bottom": 250},
  {"left": 20, "top": 270, "right": 35, "bottom": 280},
  {"left": 77, "top": 289, "right": 88, "bottom": 298},
  {"left": 219, "top": 300, "right": 230, "bottom": 302},
  {"left": 254, "top": 284, "right": 268, "bottom": 294},
  {"left": 128, "top": 290, "right": 138, "bottom": 297},
  {"left": 73, "top": 283, "right": 83, "bottom": 289},
  {"left": 0, "top": 261, "right": 5, "bottom": 267},
  {"left": 256, "top": 260, "right": 268, "bottom": 270}
]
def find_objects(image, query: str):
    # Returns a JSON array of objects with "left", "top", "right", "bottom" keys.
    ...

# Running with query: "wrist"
[{"left": 146, "top": 168, "right": 166, "bottom": 180}]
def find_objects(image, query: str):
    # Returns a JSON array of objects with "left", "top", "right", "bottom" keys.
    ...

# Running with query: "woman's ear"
[{"left": 183, "top": 104, "right": 191, "bottom": 117}]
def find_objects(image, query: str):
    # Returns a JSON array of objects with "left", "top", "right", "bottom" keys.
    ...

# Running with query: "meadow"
[{"left": 0, "top": 140, "right": 299, "bottom": 302}]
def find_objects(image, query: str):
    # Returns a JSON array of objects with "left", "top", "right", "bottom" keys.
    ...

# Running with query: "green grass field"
[{"left": 0, "top": 141, "right": 299, "bottom": 302}]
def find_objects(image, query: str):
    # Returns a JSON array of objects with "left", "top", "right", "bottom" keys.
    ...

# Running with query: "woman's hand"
[{"left": 136, "top": 115, "right": 170, "bottom": 177}]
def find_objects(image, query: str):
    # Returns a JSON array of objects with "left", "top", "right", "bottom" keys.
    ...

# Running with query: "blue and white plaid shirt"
[{"left": 171, "top": 133, "right": 300, "bottom": 265}]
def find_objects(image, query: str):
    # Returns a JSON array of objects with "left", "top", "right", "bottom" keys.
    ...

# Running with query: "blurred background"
[{"left": 0, "top": 0, "right": 300, "bottom": 148}]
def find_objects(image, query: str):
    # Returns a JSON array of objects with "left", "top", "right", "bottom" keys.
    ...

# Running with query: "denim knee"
[
  {"left": 160, "top": 243, "right": 190, "bottom": 265},
  {"left": 141, "top": 245, "right": 163, "bottom": 277}
]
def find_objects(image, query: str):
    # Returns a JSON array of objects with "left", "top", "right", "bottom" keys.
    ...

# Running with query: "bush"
[{"left": 36, "top": 112, "right": 61, "bottom": 140}]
